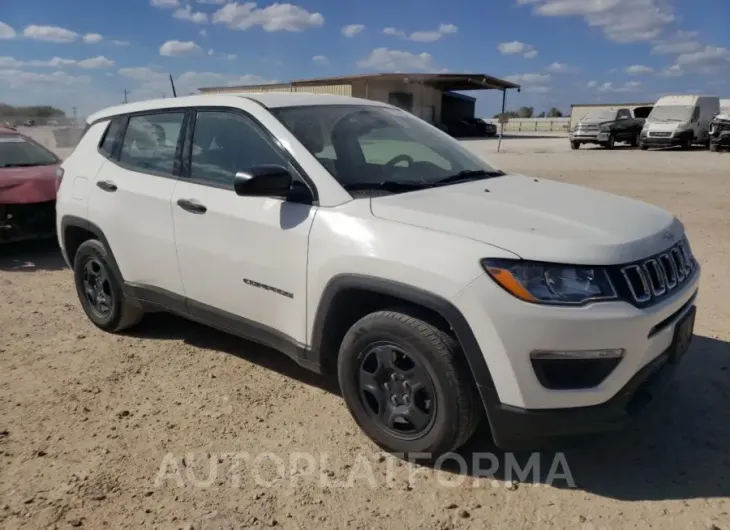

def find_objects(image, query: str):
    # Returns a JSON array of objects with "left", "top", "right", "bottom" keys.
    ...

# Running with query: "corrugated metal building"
[
  {"left": 570, "top": 101, "right": 655, "bottom": 124},
  {"left": 198, "top": 73, "right": 520, "bottom": 125}
]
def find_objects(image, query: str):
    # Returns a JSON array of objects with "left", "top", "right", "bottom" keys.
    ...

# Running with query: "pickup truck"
[{"left": 570, "top": 106, "right": 652, "bottom": 150}]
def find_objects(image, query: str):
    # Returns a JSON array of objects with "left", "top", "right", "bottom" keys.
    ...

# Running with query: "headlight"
[
  {"left": 599, "top": 125, "right": 611, "bottom": 132},
  {"left": 481, "top": 259, "right": 617, "bottom": 305}
]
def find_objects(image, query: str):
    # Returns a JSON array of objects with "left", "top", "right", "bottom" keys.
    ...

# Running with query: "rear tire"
[
  {"left": 73, "top": 239, "right": 143, "bottom": 332},
  {"left": 629, "top": 134, "right": 639, "bottom": 148},
  {"left": 337, "top": 310, "right": 482, "bottom": 459}
]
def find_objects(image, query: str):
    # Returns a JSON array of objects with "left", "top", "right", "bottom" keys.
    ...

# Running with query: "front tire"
[
  {"left": 709, "top": 143, "right": 718, "bottom": 152},
  {"left": 570, "top": 141, "right": 580, "bottom": 150},
  {"left": 605, "top": 134, "right": 615, "bottom": 150},
  {"left": 73, "top": 239, "right": 143, "bottom": 332},
  {"left": 337, "top": 310, "right": 481, "bottom": 458}
]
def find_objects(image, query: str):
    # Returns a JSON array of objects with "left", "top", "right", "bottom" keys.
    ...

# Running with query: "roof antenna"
[{"left": 169, "top": 74, "right": 177, "bottom": 97}]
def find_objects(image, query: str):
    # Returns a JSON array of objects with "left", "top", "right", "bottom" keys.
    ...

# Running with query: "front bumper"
[
  {"left": 570, "top": 132, "right": 599, "bottom": 142},
  {"left": 710, "top": 132, "right": 730, "bottom": 147},
  {"left": 452, "top": 265, "right": 700, "bottom": 448},
  {"left": 487, "top": 305, "right": 695, "bottom": 448}
]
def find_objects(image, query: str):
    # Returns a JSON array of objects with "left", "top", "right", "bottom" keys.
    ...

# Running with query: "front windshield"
[
  {"left": 0, "top": 133, "right": 58, "bottom": 168},
  {"left": 647, "top": 105, "right": 694, "bottom": 123},
  {"left": 271, "top": 104, "right": 500, "bottom": 191}
]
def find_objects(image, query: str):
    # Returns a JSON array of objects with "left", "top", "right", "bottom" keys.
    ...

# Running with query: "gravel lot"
[{"left": 1, "top": 133, "right": 729, "bottom": 529}]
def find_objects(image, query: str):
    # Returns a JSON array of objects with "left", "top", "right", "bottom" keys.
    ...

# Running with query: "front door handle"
[
  {"left": 96, "top": 180, "right": 117, "bottom": 192},
  {"left": 177, "top": 198, "right": 207, "bottom": 214}
]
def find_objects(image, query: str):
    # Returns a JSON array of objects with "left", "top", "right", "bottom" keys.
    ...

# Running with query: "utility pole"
[
  {"left": 169, "top": 75, "right": 177, "bottom": 97},
  {"left": 123, "top": 88, "right": 129, "bottom": 103}
]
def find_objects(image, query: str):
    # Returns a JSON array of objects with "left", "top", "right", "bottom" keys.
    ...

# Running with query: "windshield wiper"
[
  {"left": 433, "top": 169, "right": 505, "bottom": 187},
  {"left": 343, "top": 180, "right": 433, "bottom": 192}
]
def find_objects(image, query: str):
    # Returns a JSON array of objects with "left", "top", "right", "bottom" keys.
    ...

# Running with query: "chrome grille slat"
[{"left": 620, "top": 239, "right": 695, "bottom": 304}]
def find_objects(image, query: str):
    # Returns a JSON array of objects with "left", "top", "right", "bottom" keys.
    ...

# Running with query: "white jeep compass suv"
[{"left": 56, "top": 93, "right": 700, "bottom": 456}]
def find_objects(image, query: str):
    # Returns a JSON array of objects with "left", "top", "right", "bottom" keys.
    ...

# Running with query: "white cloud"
[
  {"left": 0, "top": 69, "right": 91, "bottom": 89},
  {"left": 0, "top": 21, "right": 17, "bottom": 39},
  {"left": 25, "top": 56, "right": 114, "bottom": 69},
  {"left": 197, "top": 0, "right": 227, "bottom": 3},
  {"left": 505, "top": 72, "right": 551, "bottom": 85},
  {"left": 357, "top": 48, "right": 437, "bottom": 71},
  {"left": 212, "top": 3, "right": 324, "bottom": 32},
  {"left": 28, "top": 57, "right": 77, "bottom": 67},
  {"left": 546, "top": 61, "right": 577, "bottom": 73},
  {"left": 113, "top": 40, "right": 131, "bottom": 46},
  {"left": 224, "top": 53, "right": 237, "bottom": 60},
  {"left": 519, "top": 0, "right": 675, "bottom": 43},
  {"left": 596, "top": 81, "right": 642, "bottom": 93},
  {"left": 526, "top": 85, "right": 551, "bottom": 94},
  {"left": 312, "top": 55, "right": 328, "bottom": 65},
  {"left": 0, "top": 56, "right": 23, "bottom": 67},
  {"left": 626, "top": 64, "right": 653, "bottom": 75},
  {"left": 151, "top": 0, "right": 180, "bottom": 7},
  {"left": 174, "top": 5, "right": 209, "bottom": 24},
  {"left": 675, "top": 46, "right": 730, "bottom": 72},
  {"left": 586, "top": 80, "right": 598, "bottom": 88},
  {"left": 651, "top": 30, "right": 701, "bottom": 55},
  {"left": 23, "top": 24, "right": 79, "bottom": 43},
  {"left": 658, "top": 64, "right": 684, "bottom": 77},
  {"left": 83, "top": 33, "right": 104, "bottom": 43},
  {"left": 77, "top": 56, "right": 115, "bottom": 69},
  {"left": 497, "top": 41, "right": 537, "bottom": 58},
  {"left": 382, "top": 23, "right": 458, "bottom": 43},
  {"left": 341, "top": 24, "right": 364, "bottom": 37},
  {"left": 200, "top": 28, "right": 208, "bottom": 37},
  {"left": 159, "top": 40, "right": 203, "bottom": 56}
]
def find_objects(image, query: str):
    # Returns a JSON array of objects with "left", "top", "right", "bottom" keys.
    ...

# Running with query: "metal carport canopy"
[{"left": 289, "top": 72, "right": 521, "bottom": 91}]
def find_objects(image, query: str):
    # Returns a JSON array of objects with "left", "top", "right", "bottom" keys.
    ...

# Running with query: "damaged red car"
[{"left": 0, "top": 126, "right": 61, "bottom": 243}]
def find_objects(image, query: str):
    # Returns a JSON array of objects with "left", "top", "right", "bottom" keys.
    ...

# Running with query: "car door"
[
  {"left": 87, "top": 110, "right": 186, "bottom": 304},
  {"left": 171, "top": 107, "right": 316, "bottom": 346},
  {"left": 615, "top": 108, "right": 633, "bottom": 139}
]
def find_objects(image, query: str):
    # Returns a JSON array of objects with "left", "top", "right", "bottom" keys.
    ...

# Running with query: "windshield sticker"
[{"left": 0, "top": 136, "right": 26, "bottom": 143}]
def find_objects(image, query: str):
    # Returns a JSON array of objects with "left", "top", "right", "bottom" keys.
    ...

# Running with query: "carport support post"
[{"left": 497, "top": 88, "right": 507, "bottom": 153}]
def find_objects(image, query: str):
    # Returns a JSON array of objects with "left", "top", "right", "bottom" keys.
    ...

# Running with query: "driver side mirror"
[
  {"left": 233, "top": 165, "right": 312, "bottom": 203},
  {"left": 234, "top": 165, "right": 293, "bottom": 197}
]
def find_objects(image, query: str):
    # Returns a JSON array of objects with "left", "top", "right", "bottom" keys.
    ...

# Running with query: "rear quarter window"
[{"left": 99, "top": 117, "right": 127, "bottom": 159}]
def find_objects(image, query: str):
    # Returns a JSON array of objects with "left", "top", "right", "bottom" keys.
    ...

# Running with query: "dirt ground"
[{"left": 1, "top": 135, "right": 729, "bottom": 529}]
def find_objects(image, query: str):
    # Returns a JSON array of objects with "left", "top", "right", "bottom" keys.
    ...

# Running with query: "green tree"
[{"left": 547, "top": 107, "right": 564, "bottom": 118}]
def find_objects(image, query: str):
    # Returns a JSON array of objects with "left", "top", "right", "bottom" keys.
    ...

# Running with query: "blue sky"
[{"left": 1, "top": 0, "right": 729, "bottom": 118}]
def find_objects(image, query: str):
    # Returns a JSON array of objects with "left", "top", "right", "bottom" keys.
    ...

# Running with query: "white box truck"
[
  {"left": 720, "top": 99, "right": 730, "bottom": 115},
  {"left": 640, "top": 95, "right": 720, "bottom": 150}
]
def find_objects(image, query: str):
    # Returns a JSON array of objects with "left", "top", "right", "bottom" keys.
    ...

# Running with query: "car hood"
[
  {"left": 369, "top": 174, "right": 683, "bottom": 265},
  {"left": 0, "top": 164, "right": 59, "bottom": 204}
]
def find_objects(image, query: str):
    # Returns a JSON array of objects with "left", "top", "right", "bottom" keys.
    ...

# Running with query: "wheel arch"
[
  {"left": 60, "top": 215, "right": 124, "bottom": 281},
  {"left": 309, "top": 274, "right": 499, "bottom": 415}
]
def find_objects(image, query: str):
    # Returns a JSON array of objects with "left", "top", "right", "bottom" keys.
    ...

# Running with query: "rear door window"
[{"left": 118, "top": 112, "right": 185, "bottom": 176}]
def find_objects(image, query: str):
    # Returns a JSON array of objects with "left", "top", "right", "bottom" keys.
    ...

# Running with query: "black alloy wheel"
[{"left": 81, "top": 257, "right": 114, "bottom": 319}]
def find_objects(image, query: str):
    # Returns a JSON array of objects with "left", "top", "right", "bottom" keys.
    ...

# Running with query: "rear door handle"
[
  {"left": 96, "top": 180, "right": 117, "bottom": 192},
  {"left": 176, "top": 198, "right": 207, "bottom": 214}
]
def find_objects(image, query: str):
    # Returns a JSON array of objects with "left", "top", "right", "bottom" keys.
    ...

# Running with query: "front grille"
[
  {"left": 620, "top": 239, "right": 696, "bottom": 304},
  {"left": 649, "top": 131, "right": 672, "bottom": 138},
  {"left": 576, "top": 124, "right": 599, "bottom": 132}
]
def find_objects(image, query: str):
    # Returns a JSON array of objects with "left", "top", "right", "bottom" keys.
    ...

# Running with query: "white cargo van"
[{"left": 640, "top": 95, "right": 720, "bottom": 150}]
